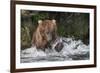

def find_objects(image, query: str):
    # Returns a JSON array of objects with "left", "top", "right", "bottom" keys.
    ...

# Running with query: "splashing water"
[{"left": 21, "top": 37, "right": 89, "bottom": 63}]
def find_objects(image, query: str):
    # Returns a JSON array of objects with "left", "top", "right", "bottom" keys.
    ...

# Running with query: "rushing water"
[{"left": 21, "top": 37, "right": 89, "bottom": 63}]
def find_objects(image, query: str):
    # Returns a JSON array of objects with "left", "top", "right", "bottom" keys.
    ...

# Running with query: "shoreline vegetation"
[{"left": 21, "top": 10, "right": 89, "bottom": 50}]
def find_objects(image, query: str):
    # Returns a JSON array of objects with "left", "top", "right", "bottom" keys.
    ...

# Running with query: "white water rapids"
[{"left": 21, "top": 37, "right": 89, "bottom": 63}]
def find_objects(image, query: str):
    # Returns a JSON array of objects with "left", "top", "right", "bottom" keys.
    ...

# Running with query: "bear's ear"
[
  {"left": 38, "top": 20, "right": 42, "bottom": 24},
  {"left": 52, "top": 19, "right": 56, "bottom": 23}
]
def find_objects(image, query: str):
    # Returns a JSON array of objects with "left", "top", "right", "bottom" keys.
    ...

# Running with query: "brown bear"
[{"left": 31, "top": 19, "right": 57, "bottom": 51}]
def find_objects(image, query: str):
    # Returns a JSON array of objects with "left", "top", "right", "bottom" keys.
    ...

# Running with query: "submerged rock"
[{"left": 54, "top": 42, "right": 64, "bottom": 52}]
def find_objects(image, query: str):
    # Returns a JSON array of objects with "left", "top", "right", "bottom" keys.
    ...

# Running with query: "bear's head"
[{"left": 38, "top": 19, "right": 57, "bottom": 41}]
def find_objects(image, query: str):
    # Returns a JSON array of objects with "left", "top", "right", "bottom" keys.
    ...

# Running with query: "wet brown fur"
[{"left": 32, "top": 19, "right": 57, "bottom": 50}]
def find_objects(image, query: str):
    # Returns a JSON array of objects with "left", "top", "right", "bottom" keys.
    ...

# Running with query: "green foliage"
[{"left": 21, "top": 26, "right": 31, "bottom": 49}]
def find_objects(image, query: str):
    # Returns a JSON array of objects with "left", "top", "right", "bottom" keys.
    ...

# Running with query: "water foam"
[{"left": 21, "top": 37, "right": 89, "bottom": 63}]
